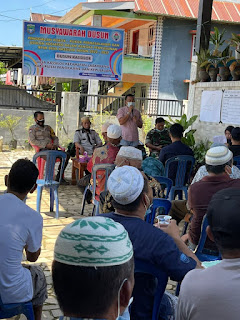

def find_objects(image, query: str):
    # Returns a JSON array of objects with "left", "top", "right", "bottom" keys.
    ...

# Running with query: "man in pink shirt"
[{"left": 117, "top": 94, "right": 143, "bottom": 147}]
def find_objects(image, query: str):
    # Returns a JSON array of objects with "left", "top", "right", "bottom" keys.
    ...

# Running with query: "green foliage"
[
  {"left": 196, "top": 49, "right": 210, "bottom": 67},
  {"left": 230, "top": 33, "right": 240, "bottom": 53},
  {"left": 193, "top": 140, "right": 212, "bottom": 165},
  {"left": 25, "top": 115, "right": 35, "bottom": 132},
  {"left": 141, "top": 114, "right": 153, "bottom": 141},
  {"left": 210, "top": 27, "right": 226, "bottom": 56},
  {"left": 62, "top": 83, "right": 70, "bottom": 91},
  {"left": 56, "top": 112, "right": 64, "bottom": 132},
  {"left": 0, "top": 114, "right": 22, "bottom": 140},
  {"left": 165, "top": 114, "right": 198, "bottom": 148}
]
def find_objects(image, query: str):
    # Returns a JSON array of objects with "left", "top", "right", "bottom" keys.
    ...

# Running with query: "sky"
[{"left": 0, "top": 0, "right": 85, "bottom": 47}]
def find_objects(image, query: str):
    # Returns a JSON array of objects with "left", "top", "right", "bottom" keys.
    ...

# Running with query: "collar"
[
  {"left": 82, "top": 128, "right": 91, "bottom": 133},
  {"left": 107, "top": 142, "right": 120, "bottom": 149},
  {"left": 201, "top": 173, "right": 232, "bottom": 182}
]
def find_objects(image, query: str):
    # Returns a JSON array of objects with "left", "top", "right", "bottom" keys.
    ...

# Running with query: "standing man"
[
  {"left": 74, "top": 116, "right": 102, "bottom": 156},
  {"left": 0, "top": 159, "right": 47, "bottom": 320},
  {"left": 145, "top": 117, "right": 171, "bottom": 157},
  {"left": 29, "top": 111, "right": 69, "bottom": 184},
  {"left": 117, "top": 94, "right": 143, "bottom": 147}
]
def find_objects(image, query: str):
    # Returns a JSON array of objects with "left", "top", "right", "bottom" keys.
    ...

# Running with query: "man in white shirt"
[
  {"left": 177, "top": 187, "right": 240, "bottom": 320},
  {"left": 0, "top": 159, "right": 47, "bottom": 320}
]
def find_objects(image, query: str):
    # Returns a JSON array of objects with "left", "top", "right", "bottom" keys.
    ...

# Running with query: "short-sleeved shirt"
[
  {"left": 0, "top": 193, "right": 43, "bottom": 303},
  {"left": 177, "top": 259, "right": 240, "bottom": 320},
  {"left": 117, "top": 106, "right": 142, "bottom": 142},
  {"left": 73, "top": 128, "right": 102, "bottom": 155},
  {"left": 230, "top": 145, "right": 240, "bottom": 157},
  {"left": 145, "top": 128, "right": 171, "bottom": 157},
  {"left": 29, "top": 124, "right": 59, "bottom": 150},
  {"left": 101, "top": 212, "right": 196, "bottom": 320}
]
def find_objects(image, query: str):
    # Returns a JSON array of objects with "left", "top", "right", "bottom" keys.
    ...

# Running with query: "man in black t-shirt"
[{"left": 230, "top": 127, "right": 240, "bottom": 157}]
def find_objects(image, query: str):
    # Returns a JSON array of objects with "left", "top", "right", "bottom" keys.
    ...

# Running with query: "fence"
[
  {"left": 79, "top": 93, "right": 184, "bottom": 117},
  {"left": 0, "top": 86, "right": 58, "bottom": 111}
]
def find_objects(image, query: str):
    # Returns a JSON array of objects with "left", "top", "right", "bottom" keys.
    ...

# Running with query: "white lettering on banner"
[{"left": 55, "top": 53, "right": 93, "bottom": 62}]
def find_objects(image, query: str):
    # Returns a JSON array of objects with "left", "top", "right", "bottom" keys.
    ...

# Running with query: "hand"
[
  {"left": 46, "top": 143, "right": 54, "bottom": 150},
  {"left": 128, "top": 105, "right": 134, "bottom": 113},
  {"left": 160, "top": 220, "right": 180, "bottom": 239},
  {"left": 79, "top": 146, "right": 85, "bottom": 155},
  {"left": 181, "top": 233, "right": 189, "bottom": 243},
  {"left": 155, "top": 145, "right": 162, "bottom": 151}
]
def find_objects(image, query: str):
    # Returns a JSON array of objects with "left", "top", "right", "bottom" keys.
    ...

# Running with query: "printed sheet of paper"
[
  {"left": 200, "top": 90, "right": 222, "bottom": 123},
  {"left": 221, "top": 90, "right": 240, "bottom": 124}
]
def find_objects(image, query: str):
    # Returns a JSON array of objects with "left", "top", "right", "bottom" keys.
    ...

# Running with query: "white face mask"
[
  {"left": 127, "top": 102, "right": 135, "bottom": 107},
  {"left": 116, "top": 278, "right": 128, "bottom": 319}
]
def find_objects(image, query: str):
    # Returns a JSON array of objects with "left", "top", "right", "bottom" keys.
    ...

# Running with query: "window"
[
  {"left": 191, "top": 34, "right": 197, "bottom": 59},
  {"left": 148, "top": 25, "right": 155, "bottom": 56}
]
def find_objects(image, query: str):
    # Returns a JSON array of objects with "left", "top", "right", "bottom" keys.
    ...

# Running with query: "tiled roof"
[
  {"left": 104, "top": 0, "right": 240, "bottom": 23},
  {"left": 30, "top": 13, "right": 62, "bottom": 23}
]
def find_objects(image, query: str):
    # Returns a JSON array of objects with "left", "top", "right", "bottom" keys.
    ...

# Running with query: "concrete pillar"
[{"left": 86, "top": 15, "right": 102, "bottom": 112}]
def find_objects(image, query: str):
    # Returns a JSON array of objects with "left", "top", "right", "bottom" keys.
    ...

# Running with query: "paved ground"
[{"left": 0, "top": 149, "right": 177, "bottom": 320}]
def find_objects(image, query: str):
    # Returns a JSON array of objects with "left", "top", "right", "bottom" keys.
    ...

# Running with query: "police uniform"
[
  {"left": 73, "top": 128, "right": 102, "bottom": 155},
  {"left": 29, "top": 124, "right": 59, "bottom": 150}
]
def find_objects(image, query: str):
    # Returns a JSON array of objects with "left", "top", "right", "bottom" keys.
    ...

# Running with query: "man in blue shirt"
[
  {"left": 159, "top": 123, "right": 194, "bottom": 183},
  {"left": 102, "top": 166, "right": 201, "bottom": 320}
]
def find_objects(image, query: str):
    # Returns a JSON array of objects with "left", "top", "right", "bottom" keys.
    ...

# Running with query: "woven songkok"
[
  {"left": 54, "top": 217, "right": 133, "bottom": 267},
  {"left": 108, "top": 166, "right": 144, "bottom": 205},
  {"left": 205, "top": 146, "right": 232, "bottom": 166}
]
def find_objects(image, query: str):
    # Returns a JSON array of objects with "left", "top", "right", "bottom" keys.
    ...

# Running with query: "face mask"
[
  {"left": 231, "top": 166, "right": 234, "bottom": 176},
  {"left": 156, "top": 128, "right": 164, "bottom": 133},
  {"left": 116, "top": 278, "right": 127, "bottom": 319},
  {"left": 127, "top": 102, "right": 135, "bottom": 107},
  {"left": 37, "top": 120, "right": 44, "bottom": 126},
  {"left": 117, "top": 297, "right": 133, "bottom": 320}
]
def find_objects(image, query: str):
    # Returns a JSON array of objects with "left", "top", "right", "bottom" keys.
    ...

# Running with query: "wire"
[{"left": 1, "top": 0, "right": 56, "bottom": 14}]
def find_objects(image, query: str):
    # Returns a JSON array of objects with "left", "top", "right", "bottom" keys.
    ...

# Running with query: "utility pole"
[{"left": 195, "top": 0, "right": 213, "bottom": 52}]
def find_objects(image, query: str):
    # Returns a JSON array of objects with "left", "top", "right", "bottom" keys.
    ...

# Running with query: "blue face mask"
[{"left": 144, "top": 204, "right": 152, "bottom": 218}]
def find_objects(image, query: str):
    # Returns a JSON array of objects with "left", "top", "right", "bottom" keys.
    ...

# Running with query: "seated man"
[
  {"left": 87, "top": 124, "right": 122, "bottom": 200},
  {"left": 177, "top": 188, "right": 240, "bottom": 320},
  {"left": 159, "top": 123, "right": 194, "bottom": 182},
  {"left": 0, "top": 159, "right": 47, "bottom": 320},
  {"left": 101, "top": 122, "right": 112, "bottom": 145},
  {"left": 29, "top": 111, "right": 69, "bottom": 184},
  {"left": 230, "top": 127, "right": 240, "bottom": 157},
  {"left": 52, "top": 216, "right": 134, "bottom": 320},
  {"left": 102, "top": 166, "right": 201, "bottom": 320},
  {"left": 185, "top": 146, "right": 240, "bottom": 251},
  {"left": 145, "top": 117, "right": 171, "bottom": 158},
  {"left": 74, "top": 116, "right": 102, "bottom": 156}
]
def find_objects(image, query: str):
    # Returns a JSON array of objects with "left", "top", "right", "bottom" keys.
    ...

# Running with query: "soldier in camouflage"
[
  {"left": 29, "top": 111, "right": 70, "bottom": 184},
  {"left": 145, "top": 117, "right": 171, "bottom": 158}
]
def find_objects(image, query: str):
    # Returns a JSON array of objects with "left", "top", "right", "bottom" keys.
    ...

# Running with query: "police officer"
[{"left": 29, "top": 111, "right": 69, "bottom": 184}]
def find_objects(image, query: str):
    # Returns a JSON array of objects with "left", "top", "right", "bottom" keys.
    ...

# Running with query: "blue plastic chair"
[
  {"left": 132, "top": 259, "right": 168, "bottom": 320},
  {"left": 165, "top": 155, "right": 195, "bottom": 200},
  {"left": 152, "top": 176, "right": 173, "bottom": 199},
  {"left": 194, "top": 215, "right": 221, "bottom": 262},
  {"left": 233, "top": 156, "right": 240, "bottom": 170},
  {"left": 33, "top": 150, "right": 67, "bottom": 219},
  {"left": 80, "top": 163, "right": 115, "bottom": 216},
  {"left": 0, "top": 294, "right": 34, "bottom": 320},
  {"left": 145, "top": 198, "right": 171, "bottom": 225}
]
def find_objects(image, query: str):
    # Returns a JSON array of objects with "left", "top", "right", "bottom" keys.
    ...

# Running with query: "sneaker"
[{"left": 59, "top": 178, "right": 69, "bottom": 185}]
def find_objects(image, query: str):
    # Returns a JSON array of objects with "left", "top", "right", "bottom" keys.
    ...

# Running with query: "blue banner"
[{"left": 23, "top": 21, "right": 124, "bottom": 81}]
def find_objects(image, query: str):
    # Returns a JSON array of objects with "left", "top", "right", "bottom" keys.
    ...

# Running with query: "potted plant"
[
  {"left": 0, "top": 114, "right": 22, "bottom": 149},
  {"left": 229, "top": 33, "right": 240, "bottom": 59},
  {"left": 24, "top": 115, "right": 34, "bottom": 150},
  {"left": 218, "top": 45, "right": 231, "bottom": 81},
  {"left": 196, "top": 49, "right": 210, "bottom": 82},
  {"left": 200, "top": 54, "right": 220, "bottom": 82}
]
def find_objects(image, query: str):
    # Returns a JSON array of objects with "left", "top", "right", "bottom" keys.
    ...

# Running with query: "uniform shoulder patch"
[{"left": 180, "top": 253, "right": 190, "bottom": 264}]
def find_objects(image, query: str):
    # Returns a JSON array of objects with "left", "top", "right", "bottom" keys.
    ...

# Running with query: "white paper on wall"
[
  {"left": 200, "top": 90, "right": 222, "bottom": 123},
  {"left": 221, "top": 90, "right": 240, "bottom": 125}
]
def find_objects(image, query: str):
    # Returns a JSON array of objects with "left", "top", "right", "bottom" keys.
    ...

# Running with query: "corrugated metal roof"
[
  {"left": 102, "top": 0, "right": 240, "bottom": 23},
  {"left": 30, "top": 13, "right": 62, "bottom": 23}
]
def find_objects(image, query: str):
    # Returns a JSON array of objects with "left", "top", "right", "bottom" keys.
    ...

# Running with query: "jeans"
[{"left": 120, "top": 139, "right": 139, "bottom": 147}]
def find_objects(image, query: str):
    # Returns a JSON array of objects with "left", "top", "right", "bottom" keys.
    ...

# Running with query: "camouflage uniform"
[
  {"left": 29, "top": 124, "right": 59, "bottom": 149},
  {"left": 145, "top": 128, "right": 171, "bottom": 157}
]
